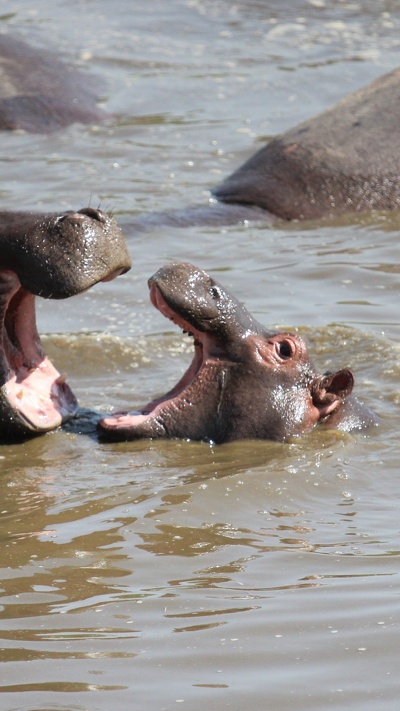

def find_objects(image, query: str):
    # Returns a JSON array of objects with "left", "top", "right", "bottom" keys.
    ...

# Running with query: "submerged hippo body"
[
  {"left": 0, "top": 35, "right": 107, "bottom": 133},
  {"left": 213, "top": 68, "right": 400, "bottom": 221},
  {"left": 99, "top": 263, "right": 376, "bottom": 444},
  {"left": 0, "top": 207, "right": 131, "bottom": 439}
]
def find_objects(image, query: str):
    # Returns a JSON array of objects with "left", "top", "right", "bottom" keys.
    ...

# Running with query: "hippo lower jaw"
[
  {"left": 0, "top": 271, "right": 77, "bottom": 436},
  {"left": 99, "top": 285, "right": 223, "bottom": 442},
  {"left": 1, "top": 359, "right": 77, "bottom": 434}
]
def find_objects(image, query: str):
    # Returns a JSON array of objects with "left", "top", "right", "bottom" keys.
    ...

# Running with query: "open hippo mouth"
[
  {"left": 99, "top": 273, "right": 218, "bottom": 440},
  {"left": 0, "top": 271, "right": 77, "bottom": 434},
  {"left": 0, "top": 207, "right": 131, "bottom": 438},
  {"left": 99, "top": 262, "right": 364, "bottom": 444}
]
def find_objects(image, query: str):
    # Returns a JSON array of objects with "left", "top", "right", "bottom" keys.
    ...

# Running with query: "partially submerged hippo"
[
  {"left": 99, "top": 262, "right": 376, "bottom": 444},
  {"left": 0, "top": 34, "right": 107, "bottom": 132},
  {"left": 213, "top": 67, "right": 400, "bottom": 220},
  {"left": 125, "top": 67, "right": 400, "bottom": 232},
  {"left": 0, "top": 207, "right": 131, "bottom": 439}
]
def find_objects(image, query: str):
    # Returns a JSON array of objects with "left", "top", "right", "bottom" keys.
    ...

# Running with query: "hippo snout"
[{"left": 0, "top": 206, "right": 132, "bottom": 299}]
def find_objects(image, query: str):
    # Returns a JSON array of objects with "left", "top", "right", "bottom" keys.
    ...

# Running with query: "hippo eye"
[{"left": 277, "top": 340, "right": 293, "bottom": 359}]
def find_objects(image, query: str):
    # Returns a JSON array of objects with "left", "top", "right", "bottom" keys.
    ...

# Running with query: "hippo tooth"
[{"left": 55, "top": 373, "right": 67, "bottom": 385}]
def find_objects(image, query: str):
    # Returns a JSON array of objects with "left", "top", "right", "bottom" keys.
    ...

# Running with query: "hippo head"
[
  {"left": 99, "top": 262, "right": 372, "bottom": 444},
  {"left": 0, "top": 207, "right": 131, "bottom": 438}
]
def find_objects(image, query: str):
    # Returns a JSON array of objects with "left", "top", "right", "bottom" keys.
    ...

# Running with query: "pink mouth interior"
[
  {"left": 100, "top": 284, "right": 206, "bottom": 430},
  {"left": 5, "top": 356, "right": 76, "bottom": 429},
  {"left": 0, "top": 270, "right": 77, "bottom": 431}
]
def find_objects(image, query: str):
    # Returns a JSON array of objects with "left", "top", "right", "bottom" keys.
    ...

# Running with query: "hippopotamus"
[
  {"left": 123, "top": 67, "right": 400, "bottom": 232},
  {"left": 0, "top": 207, "right": 131, "bottom": 439},
  {"left": 212, "top": 67, "right": 400, "bottom": 221},
  {"left": 99, "top": 262, "right": 376, "bottom": 444},
  {"left": 0, "top": 34, "right": 107, "bottom": 132}
]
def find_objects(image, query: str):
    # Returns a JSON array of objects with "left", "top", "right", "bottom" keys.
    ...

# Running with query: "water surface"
[{"left": 1, "top": 1, "right": 400, "bottom": 710}]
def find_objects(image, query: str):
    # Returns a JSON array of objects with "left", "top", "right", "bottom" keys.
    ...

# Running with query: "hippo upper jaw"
[{"left": 0, "top": 207, "right": 132, "bottom": 298}]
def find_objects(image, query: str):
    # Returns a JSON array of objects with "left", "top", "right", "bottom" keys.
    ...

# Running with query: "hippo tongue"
[{"left": 0, "top": 270, "right": 77, "bottom": 434}]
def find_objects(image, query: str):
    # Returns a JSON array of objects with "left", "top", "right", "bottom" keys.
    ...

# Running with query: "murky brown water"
[{"left": 1, "top": 1, "right": 400, "bottom": 709}]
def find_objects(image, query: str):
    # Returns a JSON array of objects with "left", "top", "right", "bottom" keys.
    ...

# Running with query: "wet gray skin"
[
  {"left": 0, "top": 207, "right": 131, "bottom": 439},
  {"left": 99, "top": 262, "right": 376, "bottom": 444},
  {"left": 212, "top": 67, "right": 400, "bottom": 221},
  {"left": 0, "top": 34, "right": 107, "bottom": 133},
  {"left": 125, "top": 67, "right": 400, "bottom": 232}
]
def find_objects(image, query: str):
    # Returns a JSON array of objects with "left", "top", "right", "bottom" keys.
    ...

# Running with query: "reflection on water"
[
  {"left": 1, "top": 0, "right": 400, "bottom": 709},
  {"left": 0, "top": 325, "right": 398, "bottom": 707}
]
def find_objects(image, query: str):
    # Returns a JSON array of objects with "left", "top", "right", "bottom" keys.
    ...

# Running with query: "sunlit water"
[{"left": 1, "top": 1, "right": 400, "bottom": 710}]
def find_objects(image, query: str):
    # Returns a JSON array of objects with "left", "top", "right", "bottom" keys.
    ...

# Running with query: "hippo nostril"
[
  {"left": 210, "top": 285, "right": 223, "bottom": 300},
  {"left": 57, "top": 208, "right": 107, "bottom": 228},
  {"left": 56, "top": 211, "right": 74, "bottom": 224},
  {"left": 77, "top": 207, "right": 106, "bottom": 224}
]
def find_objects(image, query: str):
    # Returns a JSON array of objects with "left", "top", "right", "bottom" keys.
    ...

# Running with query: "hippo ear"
[{"left": 311, "top": 368, "right": 354, "bottom": 419}]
